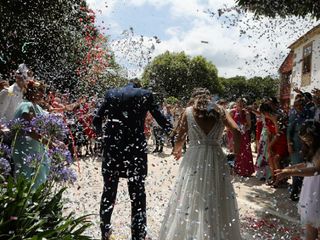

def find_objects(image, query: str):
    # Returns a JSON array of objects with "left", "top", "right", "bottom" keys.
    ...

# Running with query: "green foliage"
[
  {"left": 165, "top": 96, "right": 179, "bottom": 105},
  {"left": 247, "top": 76, "right": 279, "bottom": 101},
  {"left": 0, "top": 176, "right": 92, "bottom": 239},
  {"left": 220, "top": 76, "right": 247, "bottom": 101},
  {"left": 220, "top": 75, "right": 279, "bottom": 103},
  {"left": 0, "top": 0, "right": 97, "bottom": 92},
  {"left": 76, "top": 66, "right": 128, "bottom": 97},
  {"left": 142, "top": 51, "right": 222, "bottom": 102},
  {"left": 236, "top": 0, "right": 320, "bottom": 19}
]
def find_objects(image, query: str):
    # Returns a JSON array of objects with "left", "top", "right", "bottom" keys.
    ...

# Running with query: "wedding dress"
[{"left": 159, "top": 107, "right": 241, "bottom": 240}]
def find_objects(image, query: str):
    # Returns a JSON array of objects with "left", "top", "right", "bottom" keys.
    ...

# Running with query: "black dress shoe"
[{"left": 290, "top": 194, "right": 299, "bottom": 202}]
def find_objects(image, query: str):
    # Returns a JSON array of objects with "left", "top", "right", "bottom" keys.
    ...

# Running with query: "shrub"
[{"left": 0, "top": 176, "right": 92, "bottom": 239}]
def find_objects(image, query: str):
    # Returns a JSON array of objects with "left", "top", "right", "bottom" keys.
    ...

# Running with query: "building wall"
[{"left": 290, "top": 34, "right": 320, "bottom": 104}]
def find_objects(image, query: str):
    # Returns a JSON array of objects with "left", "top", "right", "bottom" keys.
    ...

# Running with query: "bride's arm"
[{"left": 172, "top": 111, "right": 188, "bottom": 160}]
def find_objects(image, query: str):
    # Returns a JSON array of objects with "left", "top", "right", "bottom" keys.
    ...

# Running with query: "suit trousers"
[
  {"left": 153, "top": 127, "right": 164, "bottom": 150},
  {"left": 100, "top": 174, "right": 147, "bottom": 240}
]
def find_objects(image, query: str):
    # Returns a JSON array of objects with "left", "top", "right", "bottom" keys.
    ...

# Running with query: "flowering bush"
[
  {"left": 0, "top": 157, "right": 11, "bottom": 176},
  {"left": 30, "top": 114, "right": 69, "bottom": 140},
  {"left": 0, "top": 176, "right": 92, "bottom": 239},
  {"left": 49, "top": 147, "right": 77, "bottom": 184},
  {"left": 1, "top": 114, "right": 77, "bottom": 184},
  {"left": 0, "top": 115, "right": 87, "bottom": 238},
  {"left": 0, "top": 144, "right": 11, "bottom": 177},
  {"left": 7, "top": 118, "right": 31, "bottom": 135}
]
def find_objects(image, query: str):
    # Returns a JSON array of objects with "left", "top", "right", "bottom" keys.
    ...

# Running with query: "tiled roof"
[
  {"left": 289, "top": 24, "right": 320, "bottom": 49},
  {"left": 279, "top": 51, "right": 293, "bottom": 74}
]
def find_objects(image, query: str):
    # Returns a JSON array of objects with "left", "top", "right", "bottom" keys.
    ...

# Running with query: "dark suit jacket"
[{"left": 93, "top": 83, "right": 171, "bottom": 178}]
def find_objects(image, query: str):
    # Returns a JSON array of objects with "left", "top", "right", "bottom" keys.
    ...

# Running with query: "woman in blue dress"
[{"left": 12, "top": 80, "right": 51, "bottom": 188}]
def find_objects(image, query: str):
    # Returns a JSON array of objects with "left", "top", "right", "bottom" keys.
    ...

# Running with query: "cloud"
[
  {"left": 125, "top": 0, "right": 236, "bottom": 18},
  {"left": 152, "top": 9, "right": 319, "bottom": 77},
  {"left": 88, "top": 0, "right": 319, "bottom": 78},
  {"left": 153, "top": 18, "right": 262, "bottom": 77},
  {"left": 86, "top": 0, "right": 118, "bottom": 16}
]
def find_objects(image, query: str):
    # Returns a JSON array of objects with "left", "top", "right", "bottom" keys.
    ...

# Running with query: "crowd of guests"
[
  {"left": 220, "top": 92, "right": 320, "bottom": 240},
  {"left": 212, "top": 92, "right": 320, "bottom": 200},
  {"left": 0, "top": 64, "right": 101, "bottom": 187},
  {"left": 1, "top": 63, "right": 320, "bottom": 239},
  {"left": 146, "top": 90, "right": 320, "bottom": 190},
  {"left": 144, "top": 89, "right": 320, "bottom": 239}
]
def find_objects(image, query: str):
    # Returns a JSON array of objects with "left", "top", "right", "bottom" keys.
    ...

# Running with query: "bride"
[{"left": 159, "top": 88, "right": 241, "bottom": 240}]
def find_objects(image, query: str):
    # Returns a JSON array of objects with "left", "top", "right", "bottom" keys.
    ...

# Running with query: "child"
[{"left": 276, "top": 121, "right": 320, "bottom": 240}]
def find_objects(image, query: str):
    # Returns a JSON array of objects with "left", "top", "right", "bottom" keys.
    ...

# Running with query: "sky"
[{"left": 87, "top": 0, "right": 319, "bottom": 78}]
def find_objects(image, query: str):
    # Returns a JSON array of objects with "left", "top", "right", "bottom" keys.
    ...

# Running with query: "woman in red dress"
[
  {"left": 144, "top": 112, "right": 153, "bottom": 140},
  {"left": 261, "top": 101, "right": 289, "bottom": 186},
  {"left": 230, "top": 98, "right": 254, "bottom": 177}
]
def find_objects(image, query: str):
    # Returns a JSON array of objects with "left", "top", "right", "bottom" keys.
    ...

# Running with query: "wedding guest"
[
  {"left": 164, "top": 104, "right": 175, "bottom": 148},
  {"left": 276, "top": 121, "right": 320, "bottom": 240},
  {"left": 265, "top": 99, "right": 289, "bottom": 187},
  {"left": 287, "top": 95, "right": 306, "bottom": 200},
  {"left": 230, "top": 98, "right": 254, "bottom": 177},
  {"left": 12, "top": 81, "right": 52, "bottom": 188},
  {"left": 254, "top": 102, "right": 272, "bottom": 181},
  {"left": 0, "top": 64, "right": 31, "bottom": 121},
  {"left": 313, "top": 88, "right": 320, "bottom": 123}
]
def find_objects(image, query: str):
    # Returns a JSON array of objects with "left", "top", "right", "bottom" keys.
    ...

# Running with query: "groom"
[{"left": 93, "top": 79, "right": 172, "bottom": 240}]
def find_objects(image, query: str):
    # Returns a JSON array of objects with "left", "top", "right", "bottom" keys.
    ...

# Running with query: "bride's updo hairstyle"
[{"left": 190, "top": 88, "right": 220, "bottom": 120}]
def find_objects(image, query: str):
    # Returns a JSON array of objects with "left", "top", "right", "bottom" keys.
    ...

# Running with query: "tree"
[
  {"left": 247, "top": 76, "right": 279, "bottom": 101},
  {"left": 236, "top": 0, "right": 320, "bottom": 19},
  {"left": 76, "top": 34, "right": 127, "bottom": 97},
  {"left": 220, "top": 76, "right": 248, "bottom": 101},
  {"left": 142, "top": 51, "right": 222, "bottom": 102},
  {"left": 220, "top": 75, "right": 279, "bottom": 103},
  {"left": 0, "top": 0, "right": 114, "bottom": 94}
]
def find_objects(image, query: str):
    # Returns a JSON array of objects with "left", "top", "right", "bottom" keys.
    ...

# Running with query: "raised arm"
[{"left": 276, "top": 150, "right": 320, "bottom": 180}]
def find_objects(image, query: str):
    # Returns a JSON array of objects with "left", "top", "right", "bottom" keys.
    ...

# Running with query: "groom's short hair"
[{"left": 129, "top": 78, "right": 142, "bottom": 88}]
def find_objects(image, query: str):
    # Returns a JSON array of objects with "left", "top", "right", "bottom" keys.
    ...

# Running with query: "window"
[{"left": 301, "top": 42, "right": 312, "bottom": 86}]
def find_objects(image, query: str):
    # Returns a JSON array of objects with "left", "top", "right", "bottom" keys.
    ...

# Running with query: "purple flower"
[
  {"left": 30, "top": 115, "right": 47, "bottom": 133},
  {"left": 8, "top": 118, "right": 31, "bottom": 133},
  {"left": 50, "top": 166, "right": 77, "bottom": 184},
  {"left": 0, "top": 157, "right": 11, "bottom": 176},
  {"left": 0, "top": 118, "right": 8, "bottom": 128},
  {"left": 49, "top": 147, "right": 73, "bottom": 165},
  {"left": 47, "top": 147, "right": 77, "bottom": 183},
  {"left": 0, "top": 143, "right": 11, "bottom": 157},
  {"left": 31, "top": 114, "right": 68, "bottom": 140},
  {"left": 24, "top": 153, "right": 44, "bottom": 166}
]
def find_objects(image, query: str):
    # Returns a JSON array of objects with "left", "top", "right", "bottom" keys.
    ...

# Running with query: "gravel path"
[{"left": 63, "top": 147, "right": 301, "bottom": 240}]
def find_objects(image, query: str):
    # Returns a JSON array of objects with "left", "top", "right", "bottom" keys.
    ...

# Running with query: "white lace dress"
[
  {"left": 298, "top": 149, "right": 320, "bottom": 228},
  {"left": 159, "top": 107, "right": 241, "bottom": 240}
]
